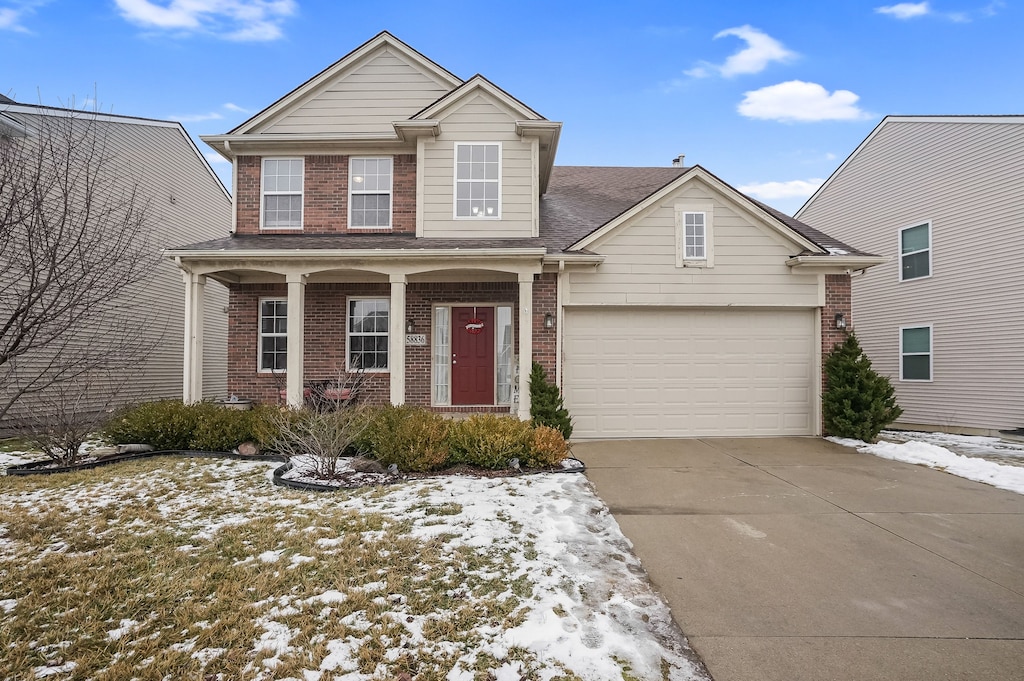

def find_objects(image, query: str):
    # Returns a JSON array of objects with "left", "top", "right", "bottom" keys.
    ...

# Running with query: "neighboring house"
[
  {"left": 0, "top": 98, "right": 231, "bottom": 428},
  {"left": 167, "top": 32, "right": 882, "bottom": 439},
  {"left": 797, "top": 116, "right": 1024, "bottom": 436}
]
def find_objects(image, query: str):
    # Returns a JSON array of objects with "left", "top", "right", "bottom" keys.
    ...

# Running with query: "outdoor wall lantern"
[
  {"left": 544, "top": 313, "right": 555, "bottom": 329},
  {"left": 406, "top": 319, "right": 416, "bottom": 334},
  {"left": 834, "top": 312, "right": 847, "bottom": 330}
]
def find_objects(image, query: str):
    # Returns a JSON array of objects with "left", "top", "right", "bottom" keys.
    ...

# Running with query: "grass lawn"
[{"left": 0, "top": 455, "right": 707, "bottom": 680}]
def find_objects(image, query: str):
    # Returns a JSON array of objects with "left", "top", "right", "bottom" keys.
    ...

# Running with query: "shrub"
[
  {"left": 103, "top": 401, "right": 279, "bottom": 452},
  {"left": 362, "top": 405, "right": 451, "bottom": 472},
  {"left": 823, "top": 334, "right": 903, "bottom": 441},
  {"left": 529, "top": 362, "right": 573, "bottom": 439},
  {"left": 266, "top": 405, "right": 373, "bottom": 478},
  {"left": 448, "top": 414, "right": 533, "bottom": 469},
  {"left": 526, "top": 425, "right": 571, "bottom": 468}
]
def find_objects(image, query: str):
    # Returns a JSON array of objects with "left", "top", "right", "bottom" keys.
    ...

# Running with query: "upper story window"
[
  {"left": 259, "top": 299, "right": 288, "bottom": 372},
  {"left": 899, "top": 222, "right": 931, "bottom": 281},
  {"left": 454, "top": 143, "right": 500, "bottom": 219},
  {"left": 350, "top": 157, "right": 392, "bottom": 229},
  {"left": 262, "top": 158, "right": 303, "bottom": 230},
  {"left": 900, "top": 325, "right": 932, "bottom": 381},
  {"left": 674, "top": 202, "right": 714, "bottom": 268}
]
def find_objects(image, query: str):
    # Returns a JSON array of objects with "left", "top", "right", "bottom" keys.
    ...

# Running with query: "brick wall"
[
  {"left": 822, "top": 273, "right": 852, "bottom": 395},
  {"left": 227, "top": 276, "right": 553, "bottom": 407},
  {"left": 234, "top": 154, "right": 416, "bottom": 235}
]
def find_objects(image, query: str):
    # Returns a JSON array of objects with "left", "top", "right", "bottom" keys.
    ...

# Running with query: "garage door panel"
[{"left": 564, "top": 308, "right": 815, "bottom": 438}]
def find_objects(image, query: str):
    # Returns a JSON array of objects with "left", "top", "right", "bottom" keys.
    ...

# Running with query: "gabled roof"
[
  {"left": 411, "top": 74, "right": 545, "bottom": 121},
  {"left": 795, "top": 115, "right": 1024, "bottom": 218},
  {"left": 228, "top": 31, "right": 463, "bottom": 136}
]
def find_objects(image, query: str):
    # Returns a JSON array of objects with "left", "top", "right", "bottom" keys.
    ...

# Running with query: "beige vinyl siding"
[
  {"left": 566, "top": 180, "right": 820, "bottom": 307},
  {"left": 0, "top": 112, "right": 230, "bottom": 428},
  {"left": 798, "top": 119, "right": 1024, "bottom": 432},
  {"left": 421, "top": 93, "right": 535, "bottom": 238},
  {"left": 262, "top": 48, "right": 453, "bottom": 136}
]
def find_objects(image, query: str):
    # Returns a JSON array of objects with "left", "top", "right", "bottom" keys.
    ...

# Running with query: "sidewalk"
[{"left": 577, "top": 437, "right": 1024, "bottom": 681}]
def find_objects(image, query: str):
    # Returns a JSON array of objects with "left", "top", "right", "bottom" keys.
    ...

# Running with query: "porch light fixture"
[
  {"left": 406, "top": 319, "right": 416, "bottom": 334},
  {"left": 834, "top": 312, "right": 847, "bottom": 330},
  {"left": 544, "top": 313, "right": 555, "bottom": 329}
]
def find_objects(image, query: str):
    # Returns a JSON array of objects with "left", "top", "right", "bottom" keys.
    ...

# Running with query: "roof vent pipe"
[{"left": 672, "top": 154, "right": 685, "bottom": 167}]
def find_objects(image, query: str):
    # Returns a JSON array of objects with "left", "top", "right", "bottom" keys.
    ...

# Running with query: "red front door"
[{"left": 452, "top": 306, "right": 495, "bottom": 405}]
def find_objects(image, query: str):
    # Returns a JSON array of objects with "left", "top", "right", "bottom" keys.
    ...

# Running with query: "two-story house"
[
  {"left": 797, "top": 116, "right": 1024, "bottom": 436},
  {"left": 167, "top": 32, "right": 882, "bottom": 439}
]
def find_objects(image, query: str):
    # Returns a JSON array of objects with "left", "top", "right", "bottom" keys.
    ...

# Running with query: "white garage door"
[{"left": 563, "top": 308, "right": 816, "bottom": 438}]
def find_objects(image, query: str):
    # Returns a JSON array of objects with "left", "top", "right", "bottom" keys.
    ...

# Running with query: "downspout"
[{"left": 555, "top": 259, "right": 565, "bottom": 388}]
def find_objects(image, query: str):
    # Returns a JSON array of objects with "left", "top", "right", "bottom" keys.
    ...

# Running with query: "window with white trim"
[
  {"left": 262, "top": 158, "right": 303, "bottom": 229},
  {"left": 348, "top": 298, "right": 389, "bottom": 371},
  {"left": 349, "top": 157, "right": 392, "bottom": 228},
  {"left": 454, "top": 143, "right": 500, "bottom": 218},
  {"left": 900, "top": 325, "right": 932, "bottom": 381},
  {"left": 683, "top": 212, "right": 706, "bottom": 259},
  {"left": 899, "top": 222, "right": 931, "bottom": 281},
  {"left": 259, "top": 299, "right": 287, "bottom": 372},
  {"left": 674, "top": 202, "right": 714, "bottom": 267}
]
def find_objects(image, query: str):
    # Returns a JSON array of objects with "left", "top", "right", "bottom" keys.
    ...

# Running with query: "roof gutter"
[
  {"left": 165, "top": 247, "right": 549, "bottom": 261},
  {"left": 786, "top": 254, "right": 887, "bottom": 273}
]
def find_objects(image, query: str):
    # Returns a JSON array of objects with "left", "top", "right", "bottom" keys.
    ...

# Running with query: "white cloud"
[
  {"left": 223, "top": 102, "right": 249, "bottom": 113},
  {"left": 0, "top": 0, "right": 49, "bottom": 33},
  {"left": 204, "top": 152, "right": 230, "bottom": 166},
  {"left": 714, "top": 25, "right": 798, "bottom": 77},
  {"left": 738, "top": 178, "right": 825, "bottom": 200},
  {"left": 738, "top": 80, "right": 871, "bottom": 122},
  {"left": 113, "top": 0, "right": 296, "bottom": 41},
  {"left": 172, "top": 111, "right": 224, "bottom": 122},
  {"left": 875, "top": 2, "right": 931, "bottom": 19}
]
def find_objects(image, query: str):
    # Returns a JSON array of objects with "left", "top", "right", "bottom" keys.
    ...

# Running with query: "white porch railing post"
[
  {"left": 286, "top": 273, "right": 306, "bottom": 409},
  {"left": 389, "top": 274, "right": 407, "bottom": 406}
]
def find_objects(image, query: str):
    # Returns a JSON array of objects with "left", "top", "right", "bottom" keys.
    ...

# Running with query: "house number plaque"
[{"left": 406, "top": 334, "right": 427, "bottom": 346}]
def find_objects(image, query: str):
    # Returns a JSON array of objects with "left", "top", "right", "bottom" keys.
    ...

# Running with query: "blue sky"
[{"left": 3, "top": 0, "right": 1021, "bottom": 214}]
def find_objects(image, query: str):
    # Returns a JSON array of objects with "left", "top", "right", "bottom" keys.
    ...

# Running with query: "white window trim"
[
  {"left": 260, "top": 157, "right": 304, "bottom": 231},
  {"left": 898, "top": 220, "right": 932, "bottom": 282},
  {"left": 453, "top": 142, "right": 502, "bottom": 220},
  {"left": 899, "top": 323, "right": 933, "bottom": 382},
  {"left": 674, "top": 202, "right": 714, "bottom": 268},
  {"left": 346, "top": 297, "right": 390, "bottom": 373},
  {"left": 258, "top": 297, "right": 288, "bottom": 374},
  {"left": 348, "top": 156, "right": 393, "bottom": 230}
]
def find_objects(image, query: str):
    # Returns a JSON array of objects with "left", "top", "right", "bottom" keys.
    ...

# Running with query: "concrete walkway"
[{"left": 577, "top": 437, "right": 1024, "bottom": 681}]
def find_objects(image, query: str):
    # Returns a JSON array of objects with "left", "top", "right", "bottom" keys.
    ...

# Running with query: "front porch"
[{"left": 176, "top": 249, "right": 557, "bottom": 420}]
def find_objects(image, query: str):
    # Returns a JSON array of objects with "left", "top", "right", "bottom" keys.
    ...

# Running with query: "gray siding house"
[
  {"left": 797, "top": 116, "right": 1024, "bottom": 435},
  {"left": 0, "top": 99, "right": 231, "bottom": 428}
]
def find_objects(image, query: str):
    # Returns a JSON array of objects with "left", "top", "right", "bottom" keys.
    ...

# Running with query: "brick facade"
[
  {"left": 234, "top": 154, "right": 416, "bottom": 235},
  {"left": 821, "top": 273, "right": 853, "bottom": 395},
  {"left": 227, "top": 274, "right": 558, "bottom": 409}
]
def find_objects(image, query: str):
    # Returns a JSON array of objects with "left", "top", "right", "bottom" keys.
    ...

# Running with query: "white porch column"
[
  {"left": 181, "top": 271, "right": 205, "bottom": 404},
  {"left": 389, "top": 274, "right": 407, "bottom": 406},
  {"left": 518, "top": 273, "right": 533, "bottom": 420},
  {"left": 286, "top": 273, "right": 306, "bottom": 409}
]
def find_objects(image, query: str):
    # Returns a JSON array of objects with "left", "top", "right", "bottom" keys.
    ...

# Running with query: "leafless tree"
[{"left": 0, "top": 102, "right": 160, "bottom": 441}]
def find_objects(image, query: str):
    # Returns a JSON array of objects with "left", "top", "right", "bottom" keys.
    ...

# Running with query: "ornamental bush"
[
  {"left": 823, "top": 334, "right": 903, "bottom": 441},
  {"left": 526, "top": 425, "right": 571, "bottom": 469},
  {"left": 103, "top": 401, "right": 279, "bottom": 452},
  {"left": 360, "top": 405, "right": 451, "bottom": 472},
  {"left": 529, "top": 362, "right": 573, "bottom": 439},
  {"left": 448, "top": 413, "right": 534, "bottom": 469}
]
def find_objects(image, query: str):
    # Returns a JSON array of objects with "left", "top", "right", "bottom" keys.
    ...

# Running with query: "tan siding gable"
[
  {"left": 797, "top": 119, "right": 1024, "bottom": 432},
  {"left": 567, "top": 180, "right": 819, "bottom": 307},
  {"left": 261, "top": 47, "right": 454, "bottom": 135},
  {"left": 421, "top": 92, "right": 536, "bottom": 238}
]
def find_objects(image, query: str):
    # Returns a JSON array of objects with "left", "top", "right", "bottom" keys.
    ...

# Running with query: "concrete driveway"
[{"left": 576, "top": 437, "right": 1024, "bottom": 681}]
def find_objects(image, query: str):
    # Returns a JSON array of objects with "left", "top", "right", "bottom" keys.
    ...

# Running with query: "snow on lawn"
[
  {"left": 829, "top": 431, "right": 1024, "bottom": 495},
  {"left": 0, "top": 454, "right": 708, "bottom": 680}
]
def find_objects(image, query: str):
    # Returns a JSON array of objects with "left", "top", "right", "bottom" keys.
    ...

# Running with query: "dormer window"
[
  {"left": 454, "top": 143, "right": 500, "bottom": 219},
  {"left": 261, "top": 158, "right": 303, "bottom": 230}
]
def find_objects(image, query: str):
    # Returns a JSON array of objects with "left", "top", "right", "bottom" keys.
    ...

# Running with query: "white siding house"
[
  {"left": 0, "top": 100, "right": 231, "bottom": 429},
  {"left": 796, "top": 116, "right": 1024, "bottom": 435}
]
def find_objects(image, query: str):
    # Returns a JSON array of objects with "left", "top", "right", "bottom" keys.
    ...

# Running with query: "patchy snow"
[
  {"left": 830, "top": 431, "right": 1024, "bottom": 495},
  {"left": 0, "top": 454, "right": 707, "bottom": 680}
]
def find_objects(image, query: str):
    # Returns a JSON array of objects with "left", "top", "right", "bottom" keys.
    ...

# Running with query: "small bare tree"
[{"left": 0, "top": 100, "right": 159, "bottom": 448}]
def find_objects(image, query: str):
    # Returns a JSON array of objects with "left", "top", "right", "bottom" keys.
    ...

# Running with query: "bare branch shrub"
[{"left": 267, "top": 405, "right": 373, "bottom": 479}]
